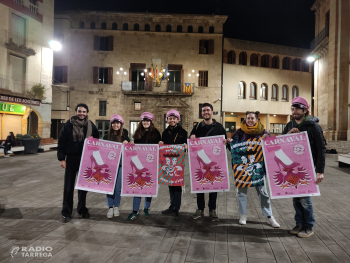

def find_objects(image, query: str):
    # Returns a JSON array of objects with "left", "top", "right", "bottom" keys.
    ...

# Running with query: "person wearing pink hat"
[
  {"left": 103, "top": 114, "right": 130, "bottom": 219},
  {"left": 126, "top": 112, "right": 161, "bottom": 222},
  {"left": 159, "top": 109, "right": 188, "bottom": 221},
  {"left": 283, "top": 96, "right": 325, "bottom": 238}
]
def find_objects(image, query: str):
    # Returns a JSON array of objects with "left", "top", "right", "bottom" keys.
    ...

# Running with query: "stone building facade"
[
  {"left": 0, "top": 0, "right": 54, "bottom": 139},
  {"left": 52, "top": 11, "right": 227, "bottom": 138},
  {"left": 311, "top": 0, "right": 350, "bottom": 141},
  {"left": 222, "top": 38, "right": 312, "bottom": 137}
]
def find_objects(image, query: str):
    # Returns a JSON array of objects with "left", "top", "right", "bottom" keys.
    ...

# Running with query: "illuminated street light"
[
  {"left": 124, "top": 72, "right": 127, "bottom": 75},
  {"left": 188, "top": 74, "right": 191, "bottom": 77},
  {"left": 116, "top": 71, "right": 120, "bottom": 74},
  {"left": 307, "top": 56, "right": 316, "bottom": 62},
  {"left": 49, "top": 40, "right": 62, "bottom": 51},
  {"left": 120, "top": 68, "right": 123, "bottom": 71}
]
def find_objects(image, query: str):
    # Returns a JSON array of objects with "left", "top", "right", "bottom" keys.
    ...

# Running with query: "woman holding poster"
[
  {"left": 103, "top": 115, "right": 130, "bottom": 218},
  {"left": 231, "top": 111, "right": 280, "bottom": 228},
  {"left": 126, "top": 112, "right": 161, "bottom": 222}
]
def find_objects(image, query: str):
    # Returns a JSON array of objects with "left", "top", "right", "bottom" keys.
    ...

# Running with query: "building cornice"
[{"left": 311, "top": 0, "right": 326, "bottom": 11}]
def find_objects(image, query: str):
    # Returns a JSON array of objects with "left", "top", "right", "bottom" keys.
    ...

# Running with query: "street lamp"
[
  {"left": 49, "top": 40, "right": 62, "bottom": 51},
  {"left": 307, "top": 55, "right": 316, "bottom": 62}
]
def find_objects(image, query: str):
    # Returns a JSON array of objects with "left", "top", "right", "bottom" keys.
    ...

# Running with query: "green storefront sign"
[{"left": 0, "top": 103, "right": 26, "bottom": 115}]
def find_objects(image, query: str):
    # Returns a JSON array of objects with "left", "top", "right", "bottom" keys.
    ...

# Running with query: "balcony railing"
[
  {"left": 310, "top": 27, "right": 329, "bottom": 50},
  {"left": 0, "top": 74, "right": 36, "bottom": 94},
  {"left": 4, "top": 30, "right": 37, "bottom": 56},
  {"left": 122, "top": 81, "right": 194, "bottom": 95}
]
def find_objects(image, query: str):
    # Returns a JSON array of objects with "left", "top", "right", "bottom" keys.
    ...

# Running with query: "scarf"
[
  {"left": 292, "top": 114, "right": 313, "bottom": 129},
  {"left": 70, "top": 116, "right": 92, "bottom": 142},
  {"left": 240, "top": 121, "right": 265, "bottom": 136}
]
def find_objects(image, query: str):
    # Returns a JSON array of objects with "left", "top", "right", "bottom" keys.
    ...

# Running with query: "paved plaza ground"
[{"left": 0, "top": 151, "right": 350, "bottom": 263}]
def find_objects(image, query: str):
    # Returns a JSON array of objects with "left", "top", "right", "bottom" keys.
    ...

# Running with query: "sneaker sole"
[
  {"left": 126, "top": 217, "right": 139, "bottom": 222},
  {"left": 114, "top": 214, "right": 120, "bottom": 217},
  {"left": 192, "top": 215, "right": 202, "bottom": 220},
  {"left": 107, "top": 215, "right": 113, "bottom": 219},
  {"left": 297, "top": 232, "right": 314, "bottom": 238},
  {"left": 289, "top": 230, "right": 302, "bottom": 235},
  {"left": 239, "top": 221, "right": 246, "bottom": 225}
]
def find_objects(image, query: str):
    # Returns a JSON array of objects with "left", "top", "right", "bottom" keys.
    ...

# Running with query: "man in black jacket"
[
  {"left": 160, "top": 109, "right": 188, "bottom": 221},
  {"left": 189, "top": 103, "right": 227, "bottom": 222},
  {"left": 57, "top": 103, "right": 99, "bottom": 223},
  {"left": 283, "top": 97, "right": 325, "bottom": 238}
]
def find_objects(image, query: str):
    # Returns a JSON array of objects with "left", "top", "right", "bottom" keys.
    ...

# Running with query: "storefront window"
[{"left": 270, "top": 123, "right": 286, "bottom": 134}]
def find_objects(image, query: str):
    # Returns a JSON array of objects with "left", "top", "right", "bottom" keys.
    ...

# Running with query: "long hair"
[
  {"left": 8, "top": 132, "right": 15, "bottom": 142},
  {"left": 107, "top": 123, "right": 124, "bottom": 142},
  {"left": 133, "top": 121, "right": 158, "bottom": 141}
]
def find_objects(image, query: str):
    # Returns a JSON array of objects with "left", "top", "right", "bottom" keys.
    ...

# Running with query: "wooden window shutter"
[
  {"left": 129, "top": 68, "right": 132, "bottom": 81},
  {"left": 148, "top": 68, "right": 152, "bottom": 91},
  {"left": 181, "top": 69, "right": 184, "bottom": 84},
  {"left": 257, "top": 54, "right": 261, "bottom": 67},
  {"left": 199, "top": 40, "right": 205, "bottom": 54},
  {"left": 289, "top": 58, "right": 293, "bottom": 70},
  {"left": 108, "top": 67, "right": 113, "bottom": 84},
  {"left": 208, "top": 40, "right": 214, "bottom": 54},
  {"left": 108, "top": 36, "right": 113, "bottom": 51},
  {"left": 204, "top": 71, "right": 208, "bottom": 87},
  {"left": 94, "top": 36, "right": 100, "bottom": 50},
  {"left": 93, "top": 67, "right": 99, "bottom": 84},
  {"left": 223, "top": 50, "right": 228, "bottom": 63},
  {"left": 145, "top": 68, "right": 150, "bottom": 91},
  {"left": 268, "top": 56, "right": 272, "bottom": 68},
  {"left": 62, "top": 66, "right": 68, "bottom": 83}
]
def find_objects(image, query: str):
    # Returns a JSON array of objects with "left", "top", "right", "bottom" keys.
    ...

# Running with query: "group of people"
[
  {"left": 57, "top": 96, "right": 325, "bottom": 239},
  {"left": 0, "top": 132, "right": 15, "bottom": 157}
]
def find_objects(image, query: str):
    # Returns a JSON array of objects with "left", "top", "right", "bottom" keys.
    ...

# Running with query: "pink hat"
[
  {"left": 140, "top": 112, "right": 154, "bottom": 121},
  {"left": 110, "top": 114, "right": 124, "bottom": 124},
  {"left": 166, "top": 109, "right": 180, "bottom": 120},
  {"left": 291, "top": 96, "right": 309, "bottom": 109}
]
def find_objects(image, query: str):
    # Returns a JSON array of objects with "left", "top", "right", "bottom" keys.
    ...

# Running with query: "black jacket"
[
  {"left": 282, "top": 116, "right": 326, "bottom": 173},
  {"left": 103, "top": 129, "right": 130, "bottom": 143},
  {"left": 57, "top": 120, "right": 99, "bottom": 161},
  {"left": 162, "top": 125, "right": 188, "bottom": 145},
  {"left": 190, "top": 119, "right": 227, "bottom": 139},
  {"left": 134, "top": 129, "right": 161, "bottom": 144}
]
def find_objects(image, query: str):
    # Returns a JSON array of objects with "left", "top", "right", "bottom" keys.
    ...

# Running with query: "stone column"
[
  {"left": 336, "top": 0, "right": 350, "bottom": 140},
  {"left": 266, "top": 114, "right": 270, "bottom": 133}
]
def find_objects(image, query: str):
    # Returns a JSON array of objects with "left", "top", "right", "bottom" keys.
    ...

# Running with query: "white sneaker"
[
  {"left": 267, "top": 216, "right": 280, "bottom": 228},
  {"left": 113, "top": 207, "right": 120, "bottom": 217},
  {"left": 239, "top": 214, "right": 247, "bottom": 225},
  {"left": 107, "top": 208, "right": 114, "bottom": 218},
  {"left": 4, "top": 155, "right": 10, "bottom": 158},
  {"left": 7, "top": 151, "right": 13, "bottom": 154}
]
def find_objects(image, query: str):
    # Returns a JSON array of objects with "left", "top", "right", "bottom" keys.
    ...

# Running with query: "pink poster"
[
  {"left": 188, "top": 135, "right": 230, "bottom": 193},
  {"left": 262, "top": 131, "right": 320, "bottom": 199},
  {"left": 121, "top": 143, "right": 159, "bottom": 197},
  {"left": 75, "top": 138, "right": 122, "bottom": 195}
]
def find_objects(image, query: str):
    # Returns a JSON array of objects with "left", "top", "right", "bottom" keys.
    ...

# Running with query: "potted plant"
[{"left": 16, "top": 134, "right": 41, "bottom": 154}]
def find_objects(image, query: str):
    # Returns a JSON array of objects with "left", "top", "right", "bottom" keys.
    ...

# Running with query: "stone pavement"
[{"left": 0, "top": 151, "right": 350, "bottom": 263}]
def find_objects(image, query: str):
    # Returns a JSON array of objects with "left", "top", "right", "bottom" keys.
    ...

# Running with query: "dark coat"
[
  {"left": 189, "top": 119, "right": 227, "bottom": 139},
  {"left": 103, "top": 128, "right": 130, "bottom": 143},
  {"left": 134, "top": 129, "right": 161, "bottom": 144},
  {"left": 283, "top": 116, "right": 326, "bottom": 173},
  {"left": 57, "top": 120, "right": 99, "bottom": 161},
  {"left": 161, "top": 125, "right": 188, "bottom": 145}
]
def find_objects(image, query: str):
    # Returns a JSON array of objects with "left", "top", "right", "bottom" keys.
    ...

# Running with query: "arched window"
[
  {"left": 198, "top": 26, "right": 203, "bottom": 33},
  {"left": 302, "top": 60, "right": 309, "bottom": 72},
  {"left": 282, "top": 85, "right": 288, "bottom": 101},
  {"left": 238, "top": 82, "right": 245, "bottom": 99},
  {"left": 239, "top": 52, "right": 247, "bottom": 65},
  {"left": 90, "top": 22, "right": 96, "bottom": 29},
  {"left": 209, "top": 26, "right": 214, "bottom": 33},
  {"left": 223, "top": 49, "right": 228, "bottom": 64},
  {"left": 293, "top": 58, "right": 302, "bottom": 71},
  {"left": 177, "top": 25, "right": 182, "bottom": 32},
  {"left": 261, "top": 54, "right": 270, "bottom": 68},
  {"left": 188, "top": 26, "right": 193, "bottom": 33},
  {"left": 123, "top": 23, "right": 128, "bottom": 31},
  {"left": 145, "top": 24, "right": 150, "bottom": 31},
  {"left": 101, "top": 22, "right": 107, "bottom": 30},
  {"left": 272, "top": 56, "right": 279, "bottom": 69},
  {"left": 261, "top": 83, "right": 268, "bottom": 100},
  {"left": 228, "top": 51, "right": 236, "bottom": 64},
  {"left": 112, "top": 23, "right": 118, "bottom": 30},
  {"left": 271, "top": 84, "right": 278, "bottom": 101},
  {"left": 79, "top": 21, "right": 85, "bottom": 29},
  {"left": 155, "top": 24, "right": 161, "bottom": 32},
  {"left": 282, "top": 57, "right": 291, "bottom": 70},
  {"left": 166, "top": 25, "right": 171, "bottom": 32},
  {"left": 134, "top": 24, "right": 139, "bottom": 31},
  {"left": 249, "top": 83, "right": 257, "bottom": 99},
  {"left": 250, "top": 53, "right": 258, "bottom": 66},
  {"left": 292, "top": 86, "right": 299, "bottom": 98}
]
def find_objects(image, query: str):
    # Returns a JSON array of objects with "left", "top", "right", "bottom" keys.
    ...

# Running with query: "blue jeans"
[
  {"left": 293, "top": 196, "right": 315, "bottom": 229},
  {"left": 106, "top": 167, "right": 122, "bottom": 207},
  {"left": 237, "top": 185, "right": 272, "bottom": 217},
  {"left": 133, "top": 197, "right": 152, "bottom": 212}
]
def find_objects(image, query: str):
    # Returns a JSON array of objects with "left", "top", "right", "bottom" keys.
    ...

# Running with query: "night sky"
[{"left": 55, "top": 0, "right": 316, "bottom": 49}]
